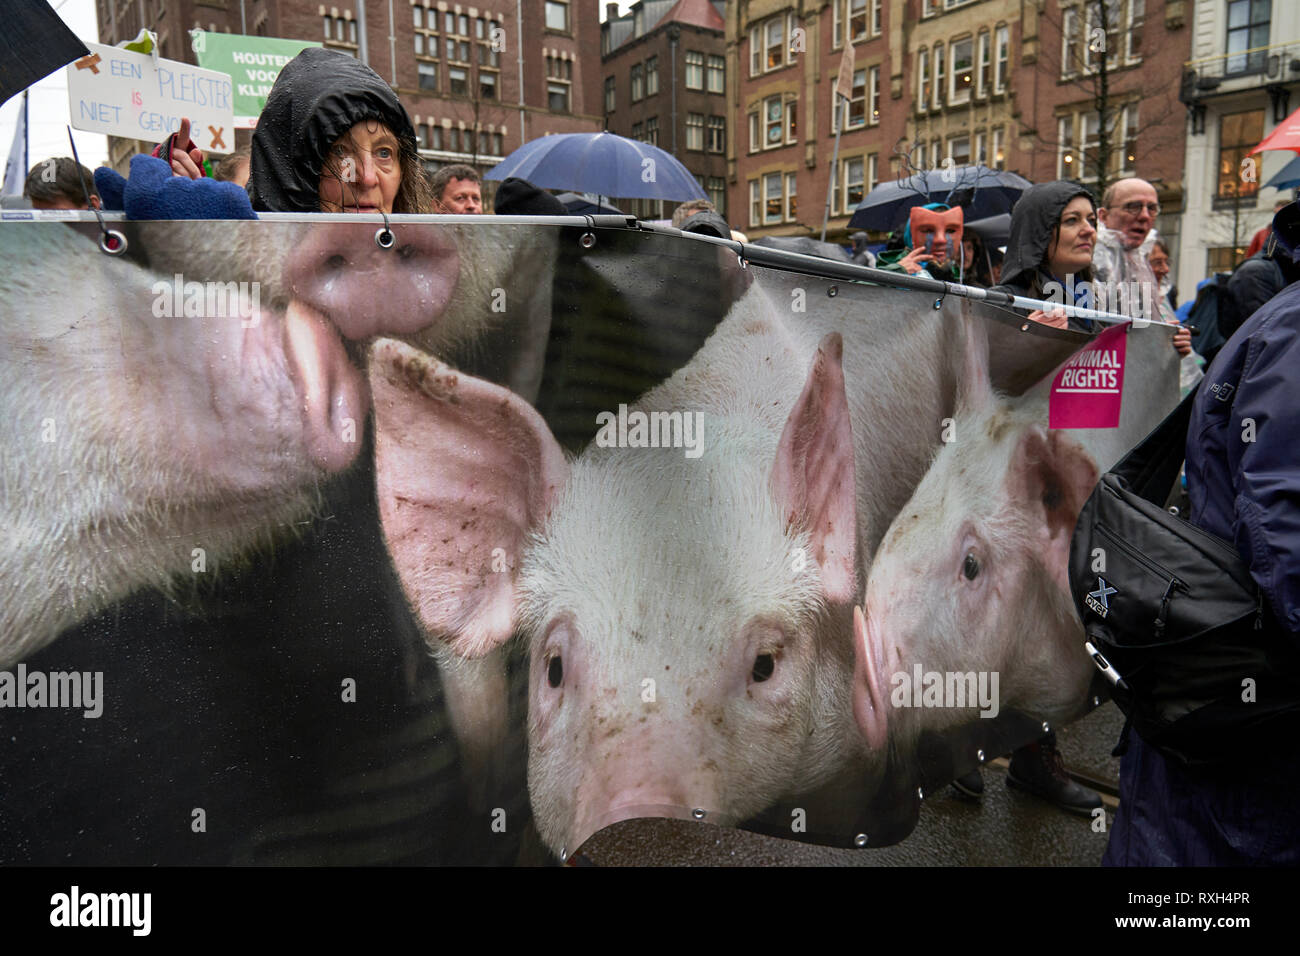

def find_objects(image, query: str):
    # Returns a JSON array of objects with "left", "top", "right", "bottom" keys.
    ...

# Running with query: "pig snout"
[
  {"left": 280, "top": 223, "right": 462, "bottom": 473},
  {"left": 284, "top": 222, "right": 460, "bottom": 341}
]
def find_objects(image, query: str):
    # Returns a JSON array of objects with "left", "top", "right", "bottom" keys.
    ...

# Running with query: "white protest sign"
[{"left": 66, "top": 42, "right": 234, "bottom": 152}]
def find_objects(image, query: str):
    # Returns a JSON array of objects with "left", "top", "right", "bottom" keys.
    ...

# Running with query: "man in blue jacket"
[{"left": 1104, "top": 202, "right": 1300, "bottom": 866}]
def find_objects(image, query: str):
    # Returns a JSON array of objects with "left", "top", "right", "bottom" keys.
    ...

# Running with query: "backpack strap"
[{"left": 1109, "top": 382, "right": 1202, "bottom": 506}]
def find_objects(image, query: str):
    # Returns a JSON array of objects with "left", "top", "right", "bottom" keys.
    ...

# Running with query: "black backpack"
[
  {"left": 1068, "top": 384, "right": 1300, "bottom": 767},
  {"left": 1185, "top": 273, "right": 1235, "bottom": 364}
]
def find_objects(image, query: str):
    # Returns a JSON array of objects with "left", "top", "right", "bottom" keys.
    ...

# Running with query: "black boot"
[
  {"left": 952, "top": 769, "right": 984, "bottom": 798},
  {"left": 1007, "top": 732, "right": 1102, "bottom": 816}
]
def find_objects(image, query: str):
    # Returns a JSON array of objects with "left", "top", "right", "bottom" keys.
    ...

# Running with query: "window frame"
[
  {"left": 686, "top": 112, "right": 706, "bottom": 152},
  {"left": 685, "top": 50, "right": 705, "bottom": 90},
  {"left": 949, "top": 36, "right": 973, "bottom": 106}
]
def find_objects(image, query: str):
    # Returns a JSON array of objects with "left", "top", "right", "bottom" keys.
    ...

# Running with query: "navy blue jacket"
[
  {"left": 1186, "top": 278, "right": 1300, "bottom": 642},
  {"left": 1105, "top": 277, "right": 1300, "bottom": 866}
]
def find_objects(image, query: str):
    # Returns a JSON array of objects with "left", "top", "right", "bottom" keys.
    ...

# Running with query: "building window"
[
  {"left": 604, "top": 76, "right": 615, "bottom": 112},
  {"left": 707, "top": 177, "right": 726, "bottom": 216},
  {"left": 1127, "top": 0, "right": 1145, "bottom": 61},
  {"left": 479, "top": 41, "right": 500, "bottom": 67},
  {"left": 764, "top": 171, "right": 784, "bottom": 225},
  {"left": 933, "top": 42, "right": 945, "bottom": 109},
  {"left": 835, "top": 156, "right": 865, "bottom": 215},
  {"left": 765, "top": 95, "right": 784, "bottom": 146},
  {"left": 992, "top": 126, "right": 1005, "bottom": 169},
  {"left": 868, "top": 153, "right": 878, "bottom": 194},
  {"left": 749, "top": 25, "right": 761, "bottom": 76},
  {"left": 686, "top": 50, "right": 705, "bottom": 89},
  {"left": 1218, "top": 109, "right": 1264, "bottom": 199},
  {"left": 549, "top": 81, "right": 570, "bottom": 112},
  {"left": 750, "top": 178, "right": 761, "bottom": 227},
  {"left": 922, "top": 0, "right": 936, "bottom": 14},
  {"left": 449, "top": 66, "right": 468, "bottom": 95},
  {"left": 975, "top": 130, "right": 986, "bottom": 165},
  {"left": 949, "top": 136, "right": 971, "bottom": 166},
  {"left": 868, "top": 65, "right": 880, "bottom": 126},
  {"left": 632, "top": 121, "right": 643, "bottom": 141},
  {"left": 748, "top": 111, "right": 760, "bottom": 151},
  {"left": 848, "top": 0, "right": 867, "bottom": 43},
  {"left": 707, "top": 54, "right": 725, "bottom": 93},
  {"left": 976, "top": 30, "right": 991, "bottom": 98},
  {"left": 787, "top": 98, "right": 798, "bottom": 143},
  {"left": 686, "top": 113, "right": 705, "bottom": 151},
  {"left": 1122, "top": 104, "right": 1138, "bottom": 174},
  {"left": 415, "top": 32, "right": 424, "bottom": 55},
  {"left": 1062, "top": 8, "right": 1082, "bottom": 78},
  {"left": 645, "top": 116, "right": 659, "bottom": 146},
  {"left": 446, "top": 127, "right": 459, "bottom": 152},
  {"left": 945, "top": 0, "right": 975, "bottom": 7},
  {"left": 631, "top": 63, "right": 643, "bottom": 101},
  {"left": 917, "top": 48, "right": 930, "bottom": 114},
  {"left": 646, "top": 56, "right": 658, "bottom": 96},
  {"left": 545, "top": 0, "right": 569, "bottom": 32},
  {"left": 950, "top": 37, "right": 973, "bottom": 105},
  {"left": 765, "top": 17, "right": 784, "bottom": 70},
  {"left": 995, "top": 24, "right": 1009, "bottom": 91},
  {"left": 480, "top": 71, "right": 497, "bottom": 100},
  {"left": 416, "top": 124, "right": 427, "bottom": 148},
  {"left": 871, "top": 0, "right": 882, "bottom": 36},
  {"left": 419, "top": 62, "right": 439, "bottom": 91},
  {"left": 1226, "top": 0, "right": 1270, "bottom": 75},
  {"left": 707, "top": 115, "right": 726, "bottom": 153},
  {"left": 431, "top": 126, "right": 443, "bottom": 151},
  {"left": 545, "top": 54, "right": 571, "bottom": 79},
  {"left": 846, "top": 68, "right": 867, "bottom": 129},
  {"left": 785, "top": 172, "right": 798, "bottom": 222},
  {"left": 1057, "top": 115, "right": 1074, "bottom": 179}
]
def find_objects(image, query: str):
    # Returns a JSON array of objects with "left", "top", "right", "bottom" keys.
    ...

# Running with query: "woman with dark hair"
[
  {"left": 991, "top": 180, "right": 1100, "bottom": 330},
  {"left": 961, "top": 229, "right": 992, "bottom": 287}
]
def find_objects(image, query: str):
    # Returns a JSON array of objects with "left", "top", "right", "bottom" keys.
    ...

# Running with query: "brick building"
[
  {"left": 1176, "top": 0, "right": 1300, "bottom": 296},
  {"left": 601, "top": 0, "right": 729, "bottom": 220},
  {"left": 727, "top": 0, "right": 1191, "bottom": 245},
  {"left": 96, "top": 0, "right": 603, "bottom": 192}
]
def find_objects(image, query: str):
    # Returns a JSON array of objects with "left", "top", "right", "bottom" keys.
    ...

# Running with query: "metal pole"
[
  {"left": 388, "top": 0, "right": 397, "bottom": 84},
  {"left": 357, "top": 0, "right": 369, "bottom": 66},
  {"left": 239, "top": 0, "right": 246, "bottom": 34},
  {"left": 820, "top": 96, "right": 846, "bottom": 242},
  {"left": 516, "top": 0, "right": 526, "bottom": 146},
  {"left": 670, "top": 27, "right": 678, "bottom": 154}
]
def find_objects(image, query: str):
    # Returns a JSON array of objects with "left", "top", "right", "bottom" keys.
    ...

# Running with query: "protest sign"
[
  {"left": 66, "top": 41, "right": 233, "bottom": 152},
  {"left": 192, "top": 31, "right": 319, "bottom": 128}
]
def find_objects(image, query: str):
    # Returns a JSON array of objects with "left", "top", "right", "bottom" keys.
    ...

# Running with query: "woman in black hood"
[
  {"left": 247, "top": 47, "right": 433, "bottom": 214},
  {"left": 991, "top": 180, "right": 1098, "bottom": 330}
]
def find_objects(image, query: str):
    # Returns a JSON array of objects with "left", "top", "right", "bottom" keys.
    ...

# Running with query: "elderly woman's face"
[
  {"left": 1045, "top": 196, "right": 1097, "bottom": 277},
  {"left": 319, "top": 120, "right": 403, "bottom": 214}
]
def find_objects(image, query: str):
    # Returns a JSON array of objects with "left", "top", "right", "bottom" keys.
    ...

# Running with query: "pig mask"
[
  {"left": 908, "top": 205, "right": 963, "bottom": 266},
  {"left": 370, "top": 331, "right": 862, "bottom": 856}
]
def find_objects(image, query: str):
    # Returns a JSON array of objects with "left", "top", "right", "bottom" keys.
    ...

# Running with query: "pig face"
[
  {"left": 0, "top": 219, "right": 555, "bottom": 664},
  {"left": 855, "top": 396, "right": 1099, "bottom": 753},
  {"left": 371, "top": 328, "right": 864, "bottom": 856},
  {"left": 517, "top": 439, "right": 850, "bottom": 854}
]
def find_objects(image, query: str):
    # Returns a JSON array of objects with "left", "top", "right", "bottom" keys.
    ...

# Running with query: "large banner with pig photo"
[{"left": 0, "top": 216, "right": 1178, "bottom": 865}]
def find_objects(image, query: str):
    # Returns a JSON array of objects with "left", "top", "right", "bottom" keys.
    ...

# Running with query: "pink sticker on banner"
[{"left": 1049, "top": 323, "right": 1128, "bottom": 429}]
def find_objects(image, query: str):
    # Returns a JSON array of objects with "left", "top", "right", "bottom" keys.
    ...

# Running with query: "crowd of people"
[{"left": 14, "top": 45, "right": 1299, "bottom": 866}]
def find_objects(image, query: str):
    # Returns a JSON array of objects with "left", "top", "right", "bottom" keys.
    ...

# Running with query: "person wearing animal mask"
[{"left": 877, "top": 203, "right": 964, "bottom": 281}]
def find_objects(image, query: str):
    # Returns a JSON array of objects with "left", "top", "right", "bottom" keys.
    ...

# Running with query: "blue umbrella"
[
  {"left": 848, "top": 165, "right": 1032, "bottom": 231},
  {"left": 1263, "top": 154, "right": 1300, "bottom": 191},
  {"left": 485, "top": 132, "right": 706, "bottom": 202}
]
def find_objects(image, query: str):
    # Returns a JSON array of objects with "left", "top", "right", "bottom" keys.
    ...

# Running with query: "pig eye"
[
  {"left": 962, "top": 552, "right": 981, "bottom": 581},
  {"left": 752, "top": 653, "right": 776, "bottom": 683},
  {"left": 546, "top": 654, "right": 563, "bottom": 688}
]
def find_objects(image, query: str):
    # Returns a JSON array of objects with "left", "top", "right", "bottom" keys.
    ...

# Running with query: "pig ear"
[
  {"left": 852, "top": 605, "right": 888, "bottom": 750},
  {"left": 1006, "top": 426, "right": 1099, "bottom": 588},
  {"left": 770, "top": 332, "right": 857, "bottom": 604},
  {"left": 369, "top": 338, "right": 568, "bottom": 658},
  {"left": 957, "top": 311, "right": 994, "bottom": 414}
]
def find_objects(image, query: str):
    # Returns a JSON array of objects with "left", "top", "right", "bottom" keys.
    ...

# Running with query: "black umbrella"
[
  {"left": 555, "top": 192, "right": 624, "bottom": 215},
  {"left": 752, "top": 235, "right": 852, "bottom": 263},
  {"left": 964, "top": 213, "right": 1011, "bottom": 250},
  {"left": 848, "top": 166, "right": 1032, "bottom": 231},
  {"left": 0, "top": 0, "right": 88, "bottom": 107}
]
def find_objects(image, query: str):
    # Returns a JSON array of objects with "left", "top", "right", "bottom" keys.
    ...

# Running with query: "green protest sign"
[{"left": 191, "top": 30, "right": 320, "bottom": 129}]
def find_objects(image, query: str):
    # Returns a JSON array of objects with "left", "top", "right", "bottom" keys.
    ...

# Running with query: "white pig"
[
  {"left": 370, "top": 265, "right": 995, "bottom": 855},
  {"left": 0, "top": 218, "right": 554, "bottom": 669},
  {"left": 854, "top": 322, "right": 1180, "bottom": 753}
]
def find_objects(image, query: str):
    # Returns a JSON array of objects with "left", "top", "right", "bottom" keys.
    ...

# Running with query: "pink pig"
[{"left": 369, "top": 272, "right": 983, "bottom": 855}]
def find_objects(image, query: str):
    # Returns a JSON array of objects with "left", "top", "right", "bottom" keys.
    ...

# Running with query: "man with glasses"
[{"left": 1094, "top": 178, "right": 1191, "bottom": 353}]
